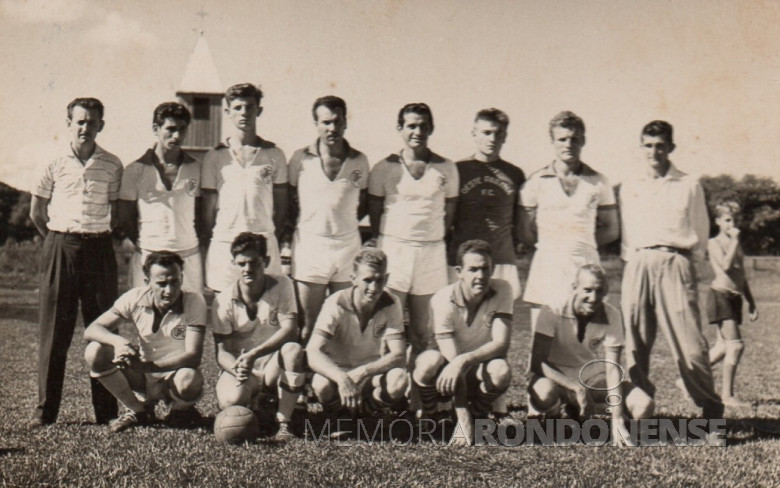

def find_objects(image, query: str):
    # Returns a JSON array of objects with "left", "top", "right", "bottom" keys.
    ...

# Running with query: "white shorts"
[
  {"left": 136, "top": 370, "right": 202, "bottom": 406},
  {"left": 448, "top": 263, "right": 522, "bottom": 300},
  {"left": 379, "top": 235, "right": 447, "bottom": 296},
  {"left": 131, "top": 247, "right": 204, "bottom": 292},
  {"left": 206, "top": 234, "right": 281, "bottom": 292},
  {"left": 523, "top": 248, "right": 599, "bottom": 306},
  {"left": 292, "top": 230, "right": 360, "bottom": 285}
]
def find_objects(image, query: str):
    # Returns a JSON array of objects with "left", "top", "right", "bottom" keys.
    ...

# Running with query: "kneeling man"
[
  {"left": 528, "top": 264, "right": 654, "bottom": 426},
  {"left": 212, "top": 232, "right": 305, "bottom": 439},
  {"left": 84, "top": 251, "right": 207, "bottom": 433},
  {"left": 306, "top": 248, "right": 408, "bottom": 416},
  {"left": 414, "top": 240, "right": 513, "bottom": 446}
]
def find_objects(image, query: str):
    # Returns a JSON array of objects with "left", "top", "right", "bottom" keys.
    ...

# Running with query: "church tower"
[{"left": 176, "top": 32, "right": 223, "bottom": 158}]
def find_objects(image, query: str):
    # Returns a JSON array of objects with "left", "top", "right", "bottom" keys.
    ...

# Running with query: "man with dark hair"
[
  {"left": 29, "top": 97, "right": 122, "bottom": 426},
  {"left": 448, "top": 108, "right": 525, "bottom": 300},
  {"left": 620, "top": 120, "right": 724, "bottom": 419},
  {"left": 201, "top": 83, "right": 289, "bottom": 292},
  {"left": 287, "top": 96, "right": 369, "bottom": 343},
  {"left": 519, "top": 111, "right": 619, "bottom": 330},
  {"left": 414, "top": 240, "right": 513, "bottom": 446},
  {"left": 306, "top": 248, "right": 408, "bottom": 417},
  {"left": 211, "top": 232, "right": 304, "bottom": 439},
  {"left": 119, "top": 102, "right": 203, "bottom": 292},
  {"left": 368, "top": 102, "right": 458, "bottom": 413},
  {"left": 84, "top": 251, "right": 207, "bottom": 433}
]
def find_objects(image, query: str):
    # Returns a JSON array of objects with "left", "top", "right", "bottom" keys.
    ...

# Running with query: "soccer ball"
[{"left": 213, "top": 406, "right": 259, "bottom": 444}]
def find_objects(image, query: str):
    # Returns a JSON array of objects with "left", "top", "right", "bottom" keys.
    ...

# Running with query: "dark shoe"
[
  {"left": 109, "top": 410, "right": 153, "bottom": 433},
  {"left": 28, "top": 418, "right": 54, "bottom": 430},
  {"left": 702, "top": 402, "right": 725, "bottom": 419},
  {"left": 164, "top": 407, "right": 204, "bottom": 428}
]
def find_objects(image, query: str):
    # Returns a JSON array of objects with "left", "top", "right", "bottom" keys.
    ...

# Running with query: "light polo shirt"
[
  {"left": 619, "top": 164, "right": 709, "bottom": 263},
  {"left": 119, "top": 147, "right": 200, "bottom": 252},
  {"left": 32, "top": 144, "right": 123, "bottom": 233},
  {"left": 201, "top": 138, "right": 287, "bottom": 242},
  {"left": 431, "top": 278, "right": 513, "bottom": 354},
  {"left": 210, "top": 274, "right": 297, "bottom": 357},
  {"left": 288, "top": 140, "right": 369, "bottom": 238},
  {"left": 109, "top": 286, "right": 207, "bottom": 363},
  {"left": 535, "top": 297, "right": 623, "bottom": 381},
  {"left": 368, "top": 152, "right": 459, "bottom": 242},
  {"left": 313, "top": 288, "right": 405, "bottom": 369},
  {"left": 520, "top": 162, "right": 615, "bottom": 255}
]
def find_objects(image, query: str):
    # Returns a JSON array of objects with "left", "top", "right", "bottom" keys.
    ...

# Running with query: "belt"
[
  {"left": 642, "top": 245, "right": 691, "bottom": 256},
  {"left": 53, "top": 231, "right": 112, "bottom": 240}
]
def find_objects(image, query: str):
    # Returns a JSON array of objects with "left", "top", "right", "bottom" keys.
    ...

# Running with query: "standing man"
[
  {"left": 368, "top": 103, "right": 458, "bottom": 408},
  {"left": 448, "top": 108, "right": 525, "bottom": 300},
  {"left": 118, "top": 102, "right": 204, "bottom": 292},
  {"left": 619, "top": 120, "right": 724, "bottom": 419},
  {"left": 519, "top": 111, "right": 619, "bottom": 328},
  {"left": 29, "top": 97, "right": 121, "bottom": 426},
  {"left": 288, "top": 96, "right": 369, "bottom": 343},
  {"left": 414, "top": 240, "right": 513, "bottom": 446},
  {"left": 201, "top": 83, "right": 288, "bottom": 292}
]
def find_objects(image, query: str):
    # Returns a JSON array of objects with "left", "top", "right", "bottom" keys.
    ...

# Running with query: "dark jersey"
[{"left": 448, "top": 159, "right": 525, "bottom": 265}]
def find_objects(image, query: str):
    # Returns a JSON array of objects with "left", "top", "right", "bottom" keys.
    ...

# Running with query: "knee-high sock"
[{"left": 91, "top": 368, "right": 145, "bottom": 413}]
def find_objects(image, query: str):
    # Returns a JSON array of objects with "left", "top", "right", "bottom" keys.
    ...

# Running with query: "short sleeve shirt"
[
  {"left": 119, "top": 147, "right": 201, "bottom": 252},
  {"left": 535, "top": 298, "right": 623, "bottom": 381},
  {"left": 110, "top": 287, "right": 207, "bottom": 363},
  {"left": 368, "top": 152, "right": 458, "bottom": 242},
  {"left": 32, "top": 144, "right": 123, "bottom": 233},
  {"left": 312, "top": 288, "right": 405, "bottom": 369},
  {"left": 449, "top": 158, "right": 525, "bottom": 265},
  {"left": 431, "top": 279, "right": 514, "bottom": 354},
  {"left": 211, "top": 274, "right": 297, "bottom": 357},
  {"left": 288, "top": 140, "right": 369, "bottom": 238},
  {"left": 201, "top": 138, "right": 287, "bottom": 241}
]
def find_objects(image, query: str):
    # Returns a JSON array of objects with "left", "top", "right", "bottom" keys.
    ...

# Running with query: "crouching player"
[
  {"left": 528, "top": 264, "right": 654, "bottom": 443},
  {"left": 211, "top": 233, "right": 305, "bottom": 439},
  {"left": 414, "top": 240, "right": 513, "bottom": 446},
  {"left": 84, "top": 251, "right": 206, "bottom": 433},
  {"left": 306, "top": 248, "right": 409, "bottom": 417}
]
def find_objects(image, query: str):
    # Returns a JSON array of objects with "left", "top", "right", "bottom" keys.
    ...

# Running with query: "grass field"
[{"left": 1, "top": 256, "right": 779, "bottom": 487}]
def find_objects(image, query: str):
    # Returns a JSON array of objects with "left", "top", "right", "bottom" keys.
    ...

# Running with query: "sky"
[{"left": 1, "top": 0, "right": 779, "bottom": 190}]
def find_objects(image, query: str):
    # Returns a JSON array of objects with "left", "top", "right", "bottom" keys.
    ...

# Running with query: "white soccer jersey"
[
  {"left": 368, "top": 152, "right": 458, "bottom": 242},
  {"left": 288, "top": 141, "right": 369, "bottom": 238}
]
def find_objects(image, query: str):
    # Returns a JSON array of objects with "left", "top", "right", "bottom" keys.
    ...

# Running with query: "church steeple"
[{"left": 176, "top": 28, "right": 223, "bottom": 156}]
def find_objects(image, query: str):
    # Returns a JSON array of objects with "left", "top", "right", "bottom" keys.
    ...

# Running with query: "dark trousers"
[{"left": 37, "top": 232, "right": 118, "bottom": 424}]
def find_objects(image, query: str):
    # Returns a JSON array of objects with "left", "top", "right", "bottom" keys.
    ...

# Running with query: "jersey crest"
[
  {"left": 184, "top": 178, "right": 198, "bottom": 196},
  {"left": 349, "top": 170, "right": 363, "bottom": 188},
  {"left": 171, "top": 324, "right": 187, "bottom": 340},
  {"left": 268, "top": 308, "right": 280, "bottom": 327}
]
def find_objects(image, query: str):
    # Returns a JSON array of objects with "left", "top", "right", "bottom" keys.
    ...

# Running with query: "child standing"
[{"left": 707, "top": 200, "right": 759, "bottom": 406}]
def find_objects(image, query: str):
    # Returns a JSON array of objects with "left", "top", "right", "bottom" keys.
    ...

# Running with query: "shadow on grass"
[
  {"left": 0, "top": 303, "right": 38, "bottom": 322},
  {"left": 0, "top": 447, "right": 26, "bottom": 456}
]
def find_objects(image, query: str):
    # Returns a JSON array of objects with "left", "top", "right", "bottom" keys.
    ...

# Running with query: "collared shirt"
[
  {"left": 619, "top": 163, "right": 709, "bottom": 262},
  {"left": 535, "top": 296, "right": 623, "bottom": 381},
  {"left": 201, "top": 138, "right": 287, "bottom": 242},
  {"left": 119, "top": 147, "right": 201, "bottom": 252},
  {"left": 210, "top": 274, "right": 297, "bottom": 357},
  {"left": 109, "top": 286, "right": 207, "bottom": 363},
  {"left": 32, "top": 143, "right": 123, "bottom": 233},
  {"left": 449, "top": 158, "right": 525, "bottom": 265},
  {"left": 288, "top": 140, "right": 369, "bottom": 238},
  {"left": 313, "top": 288, "right": 405, "bottom": 369},
  {"left": 368, "top": 151, "right": 459, "bottom": 242},
  {"left": 520, "top": 162, "right": 615, "bottom": 255},
  {"left": 431, "top": 278, "right": 513, "bottom": 354}
]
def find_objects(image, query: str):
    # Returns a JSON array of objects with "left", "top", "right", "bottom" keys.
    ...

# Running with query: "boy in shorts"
[
  {"left": 706, "top": 199, "right": 759, "bottom": 406},
  {"left": 211, "top": 233, "right": 305, "bottom": 439},
  {"left": 84, "top": 251, "right": 207, "bottom": 433}
]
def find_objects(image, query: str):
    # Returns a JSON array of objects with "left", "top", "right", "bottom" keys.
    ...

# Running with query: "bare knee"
[
  {"left": 529, "top": 377, "right": 560, "bottom": 411},
  {"left": 385, "top": 368, "right": 409, "bottom": 400},
  {"left": 626, "top": 387, "right": 655, "bottom": 419},
  {"left": 280, "top": 342, "right": 304, "bottom": 371},
  {"left": 312, "top": 374, "right": 337, "bottom": 402},
  {"left": 84, "top": 342, "right": 114, "bottom": 372},
  {"left": 216, "top": 374, "right": 254, "bottom": 409},
  {"left": 484, "top": 359, "right": 511, "bottom": 392},
  {"left": 413, "top": 350, "right": 445, "bottom": 385},
  {"left": 172, "top": 368, "right": 203, "bottom": 401}
]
